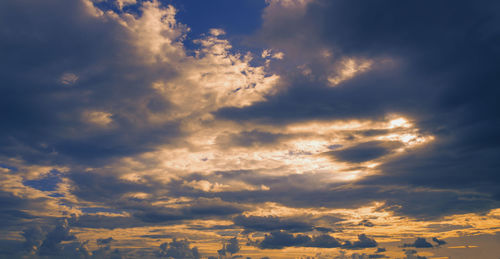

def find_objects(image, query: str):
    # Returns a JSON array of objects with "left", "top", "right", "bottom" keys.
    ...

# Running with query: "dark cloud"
[
  {"left": 358, "top": 220, "right": 374, "bottom": 227},
  {"left": 134, "top": 198, "right": 244, "bottom": 223},
  {"left": 233, "top": 215, "right": 313, "bottom": 233},
  {"left": 218, "top": 237, "right": 240, "bottom": 256},
  {"left": 432, "top": 237, "right": 446, "bottom": 246},
  {"left": 19, "top": 219, "right": 101, "bottom": 258},
  {"left": 327, "top": 141, "right": 402, "bottom": 163},
  {"left": 403, "top": 249, "right": 427, "bottom": 259},
  {"left": 92, "top": 237, "right": 122, "bottom": 259},
  {"left": 71, "top": 214, "right": 151, "bottom": 229},
  {"left": 306, "top": 234, "right": 342, "bottom": 248},
  {"left": 0, "top": 239, "right": 24, "bottom": 257},
  {"left": 258, "top": 231, "right": 312, "bottom": 249},
  {"left": 0, "top": 191, "right": 44, "bottom": 228},
  {"left": 68, "top": 171, "right": 150, "bottom": 202},
  {"left": 21, "top": 226, "right": 44, "bottom": 253},
  {"left": 313, "top": 227, "right": 334, "bottom": 233},
  {"left": 216, "top": 130, "right": 285, "bottom": 147},
  {"left": 96, "top": 237, "right": 114, "bottom": 246},
  {"left": 256, "top": 231, "right": 375, "bottom": 250},
  {"left": 0, "top": 0, "right": 180, "bottom": 166},
  {"left": 157, "top": 239, "right": 201, "bottom": 259},
  {"left": 342, "top": 234, "right": 377, "bottom": 249},
  {"left": 38, "top": 219, "right": 77, "bottom": 256},
  {"left": 139, "top": 234, "right": 172, "bottom": 239},
  {"left": 403, "top": 238, "right": 433, "bottom": 248},
  {"left": 165, "top": 170, "right": 498, "bottom": 218},
  {"left": 216, "top": 0, "right": 500, "bottom": 213},
  {"left": 91, "top": 246, "right": 123, "bottom": 259},
  {"left": 225, "top": 237, "right": 240, "bottom": 255}
]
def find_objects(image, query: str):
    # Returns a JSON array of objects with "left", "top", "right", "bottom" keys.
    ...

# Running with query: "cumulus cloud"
[
  {"left": 403, "top": 238, "right": 433, "bottom": 248},
  {"left": 37, "top": 219, "right": 78, "bottom": 256},
  {"left": 258, "top": 231, "right": 312, "bottom": 249},
  {"left": 432, "top": 237, "right": 446, "bottom": 246},
  {"left": 157, "top": 239, "right": 201, "bottom": 259},
  {"left": 0, "top": 0, "right": 280, "bottom": 168},
  {"left": 342, "top": 234, "right": 377, "bottom": 249},
  {"left": 218, "top": 237, "right": 240, "bottom": 256},
  {"left": 18, "top": 219, "right": 103, "bottom": 258},
  {"left": 225, "top": 237, "right": 240, "bottom": 255},
  {"left": 92, "top": 237, "right": 122, "bottom": 259},
  {"left": 21, "top": 226, "right": 44, "bottom": 254}
]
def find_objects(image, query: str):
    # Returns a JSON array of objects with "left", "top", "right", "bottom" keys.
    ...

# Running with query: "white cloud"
[
  {"left": 59, "top": 73, "right": 79, "bottom": 85},
  {"left": 83, "top": 111, "right": 113, "bottom": 126},
  {"left": 327, "top": 58, "right": 373, "bottom": 87}
]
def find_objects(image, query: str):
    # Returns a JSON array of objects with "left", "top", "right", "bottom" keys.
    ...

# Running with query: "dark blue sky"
[{"left": 172, "top": 0, "right": 266, "bottom": 36}]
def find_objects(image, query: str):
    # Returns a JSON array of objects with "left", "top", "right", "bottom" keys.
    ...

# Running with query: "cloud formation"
[
  {"left": 0, "top": 0, "right": 499, "bottom": 258},
  {"left": 257, "top": 231, "right": 375, "bottom": 250}
]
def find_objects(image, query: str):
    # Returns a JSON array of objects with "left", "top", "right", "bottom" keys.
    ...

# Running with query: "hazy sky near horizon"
[{"left": 1, "top": 0, "right": 500, "bottom": 258}]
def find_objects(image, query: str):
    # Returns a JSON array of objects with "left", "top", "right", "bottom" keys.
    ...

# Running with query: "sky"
[{"left": 0, "top": 0, "right": 499, "bottom": 258}]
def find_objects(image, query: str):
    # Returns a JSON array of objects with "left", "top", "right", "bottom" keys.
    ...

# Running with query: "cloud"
[
  {"left": 234, "top": 215, "right": 313, "bottom": 233},
  {"left": 0, "top": 0, "right": 499, "bottom": 257},
  {"left": 432, "top": 237, "right": 446, "bottom": 246},
  {"left": 257, "top": 231, "right": 375, "bottom": 250},
  {"left": 38, "top": 219, "right": 77, "bottom": 256},
  {"left": 306, "top": 234, "right": 342, "bottom": 248},
  {"left": 71, "top": 214, "right": 150, "bottom": 229},
  {"left": 19, "top": 219, "right": 103, "bottom": 258},
  {"left": 0, "top": 190, "right": 46, "bottom": 228},
  {"left": 96, "top": 237, "right": 114, "bottom": 246},
  {"left": 157, "top": 239, "right": 201, "bottom": 259},
  {"left": 0, "top": 0, "right": 184, "bottom": 166},
  {"left": 59, "top": 73, "right": 79, "bottom": 85},
  {"left": 92, "top": 237, "right": 122, "bottom": 259},
  {"left": 258, "top": 231, "right": 312, "bottom": 249},
  {"left": 403, "top": 238, "right": 433, "bottom": 248},
  {"left": 327, "top": 141, "right": 402, "bottom": 163},
  {"left": 215, "top": 0, "right": 500, "bottom": 217},
  {"left": 21, "top": 226, "right": 44, "bottom": 253},
  {"left": 358, "top": 219, "right": 374, "bottom": 227},
  {"left": 403, "top": 249, "right": 427, "bottom": 259},
  {"left": 225, "top": 237, "right": 240, "bottom": 255},
  {"left": 342, "top": 234, "right": 377, "bottom": 249},
  {"left": 0, "top": 0, "right": 279, "bottom": 168},
  {"left": 216, "top": 130, "right": 285, "bottom": 148},
  {"left": 218, "top": 237, "right": 240, "bottom": 256},
  {"left": 133, "top": 198, "right": 245, "bottom": 223}
]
